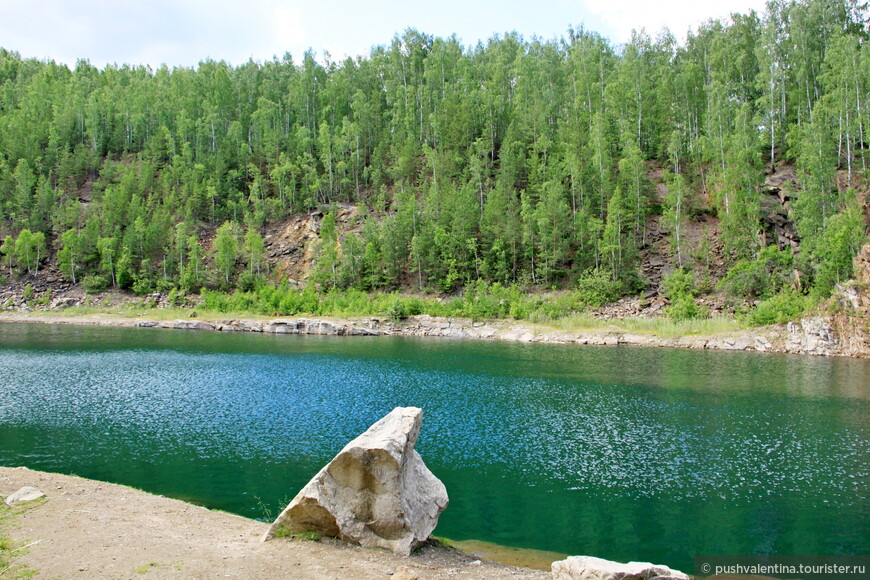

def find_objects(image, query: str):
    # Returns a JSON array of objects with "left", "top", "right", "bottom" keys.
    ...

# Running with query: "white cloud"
[
  {"left": 578, "top": 0, "right": 769, "bottom": 44},
  {"left": 0, "top": 0, "right": 309, "bottom": 68},
  {"left": 0, "top": 0, "right": 776, "bottom": 69},
  {"left": 271, "top": 6, "right": 306, "bottom": 56}
]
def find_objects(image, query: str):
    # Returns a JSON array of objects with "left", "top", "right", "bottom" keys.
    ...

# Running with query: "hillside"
[{"left": 0, "top": 0, "right": 868, "bottom": 326}]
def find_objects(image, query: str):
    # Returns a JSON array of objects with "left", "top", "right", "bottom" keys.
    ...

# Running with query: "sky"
[{"left": 0, "top": 0, "right": 769, "bottom": 69}]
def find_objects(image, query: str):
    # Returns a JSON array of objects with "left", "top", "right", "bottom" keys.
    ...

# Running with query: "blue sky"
[{"left": 0, "top": 0, "right": 768, "bottom": 68}]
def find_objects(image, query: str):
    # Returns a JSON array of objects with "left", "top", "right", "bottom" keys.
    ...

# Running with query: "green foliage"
[
  {"left": 0, "top": 494, "right": 39, "bottom": 578},
  {"left": 666, "top": 294, "right": 708, "bottom": 321},
  {"left": 57, "top": 229, "right": 82, "bottom": 284},
  {"left": 132, "top": 275, "right": 154, "bottom": 296},
  {"left": 662, "top": 268, "right": 708, "bottom": 321},
  {"left": 0, "top": 3, "right": 867, "bottom": 301},
  {"left": 746, "top": 291, "right": 811, "bottom": 326},
  {"left": 272, "top": 527, "right": 321, "bottom": 541},
  {"left": 21, "top": 283, "right": 34, "bottom": 301},
  {"left": 574, "top": 268, "right": 622, "bottom": 307},
  {"left": 0, "top": 235, "right": 14, "bottom": 277},
  {"left": 196, "top": 281, "right": 586, "bottom": 322},
  {"left": 719, "top": 245, "right": 795, "bottom": 299},
  {"left": 81, "top": 274, "right": 109, "bottom": 293},
  {"left": 213, "top": 222, "right": 239, "bottom": 288},
  {"left": 244, "top": 228, "right": 265, "bottom": 276},
  {"left": 237, "top": 271, "right": 266, "bottom": 292},
  {"left": 14, "top": 229, "right": 45, "bottom": 275},
  {"left": 807, "top": 200, "right": 867, "bottom": 298},
  {"left": 386, "top": 298, "right": 412, "bottom": 322},
  {"left": 167, "top": 287, "right": 186, "bottom": 307},
  {"left": 662, "top": 268, "right": 696, "bottom": 299}
]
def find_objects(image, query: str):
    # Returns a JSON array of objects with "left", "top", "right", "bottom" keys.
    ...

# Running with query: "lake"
[{"left": 0, "top": 321, "right": 867, "bottom": 571}]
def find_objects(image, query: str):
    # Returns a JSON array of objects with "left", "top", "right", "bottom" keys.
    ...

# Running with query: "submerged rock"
[
  {"left": 551, "top": 556, "right": 689, "bottom": 580},
  {"left": 5, "top": 486, "right": 45, "bottom": 506},
  {"left": 264, "top": 406, "right": 448, "bottom": 555}
]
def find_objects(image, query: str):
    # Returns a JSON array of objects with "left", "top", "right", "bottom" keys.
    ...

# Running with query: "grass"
[
  {"left": 13, "top": 298, "right": 754, "bottom": 339},
  {"left": 35, "top": 304, "right": 272, "bottom": 322},
  {"left": 28, "top": 301, "right": 751, "bottom": 340},
  {"left": 272, "top": 526, "right": 321, "bottom": 541},
  {"left": 0, "top": 501, "right": 39, "bottom": 579},
  {"left": 11, "top": 284, "right": 764, "bottom": 341},
  {"left": 549, "top": 313, "right": 746, "bottom": 338},
  {"left": 134, "top": 562, "right": 159, "bottom": 574}
]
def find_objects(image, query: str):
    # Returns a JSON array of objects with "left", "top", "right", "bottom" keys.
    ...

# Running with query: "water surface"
[{"left": 0, "top": 322, "right": 867, "bottom": 571}]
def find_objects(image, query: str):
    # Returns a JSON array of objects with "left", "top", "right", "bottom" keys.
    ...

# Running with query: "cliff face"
[{"left": 829, "top": 244, "right": 870, "bottom": 357}]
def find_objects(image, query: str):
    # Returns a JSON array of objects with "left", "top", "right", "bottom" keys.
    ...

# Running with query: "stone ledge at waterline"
[
  {"left": 263, "top": 406, "right": 449, "bottom": 556},
  {"left": 127, "top": 313, "right": 862, "bottom": 357}
]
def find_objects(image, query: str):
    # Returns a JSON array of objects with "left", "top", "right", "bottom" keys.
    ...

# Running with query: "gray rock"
[
  {"left": 50, "top": 297, "right": 78, "bottom": 309},
  {"left": 169, "top": 320, "right": 215, "bottom": 331},
  {"left": 306, "top": 320, "right": 342, "bottom": 335},
  {"left": 5, "top": 486, "right": 45, "bottom": 506},
  {"left": 551, "top": 556, "right": 689, "bottom": 580},
  {"left": 233, "top": 319, "right": 264, "bottom": 332},
  {"left": 266, "top": 319, "right": 303, "bottom": 334},
  {"left": 264, "top": 407, "right": 448, "bottom": 555}
]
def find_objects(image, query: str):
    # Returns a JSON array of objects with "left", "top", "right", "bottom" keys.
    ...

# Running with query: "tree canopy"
[{"left": 0, "top": 0, "right": 867, "bottom": 298}]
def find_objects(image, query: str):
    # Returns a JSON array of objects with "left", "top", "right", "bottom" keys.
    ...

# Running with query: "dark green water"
[{"left": 0, "top": 322, "right": 868, "bottom": 570}]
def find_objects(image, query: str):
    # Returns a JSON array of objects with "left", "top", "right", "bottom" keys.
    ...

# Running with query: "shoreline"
[
  {"left": 0, "top": 308, "right": 863, "bottom": 358},
  {"left": 1, "top": 466, "right": 550, "bottom": 578}
]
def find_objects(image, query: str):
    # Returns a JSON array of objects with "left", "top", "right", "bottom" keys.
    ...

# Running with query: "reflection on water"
[{"left": 0, "top": 322, "right": 868, "bottom": 571}]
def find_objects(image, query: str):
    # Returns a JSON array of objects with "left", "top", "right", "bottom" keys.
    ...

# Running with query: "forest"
[{"left": 0, "top": 0, "right": 868, "bottom": 321}]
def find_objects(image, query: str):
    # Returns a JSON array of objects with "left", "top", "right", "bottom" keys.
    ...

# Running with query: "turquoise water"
[{"left": 0, "top": 322, "right": 868, "bottom": 570}]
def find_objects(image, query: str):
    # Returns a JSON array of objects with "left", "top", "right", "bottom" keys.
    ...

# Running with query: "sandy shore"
[{"left": 1, "top": 466, "right": 548, "bottom": 579}]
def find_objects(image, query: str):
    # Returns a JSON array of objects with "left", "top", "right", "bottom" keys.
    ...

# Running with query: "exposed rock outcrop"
[
  {"left": 785, "top": 317, "right": 838, "bottom": 356},
  {"left": 855, "top": 244, "right": 870, "bottom": 284},
  {"left": 265, "top": 318, "right": 379, "bottom": 336},
  {"left": 264, "top": 407, "right": 448, "bottom": 556},
  {"left": 50, "top": 297, "right": 78, "bottom": 309},
  {"left": 551, "top": 556, "right": 689, "bottom": 580},
  {"left": 827, "top": 243, "right": 870, "bottom": 357}
]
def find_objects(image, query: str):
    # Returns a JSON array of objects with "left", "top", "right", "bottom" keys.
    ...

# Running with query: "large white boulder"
[
  {"left": 264, "top": 407, "right": 448, "bottom": 555},
  {"left": 551, "top": 556, "right": 689, "bottom": 580}
]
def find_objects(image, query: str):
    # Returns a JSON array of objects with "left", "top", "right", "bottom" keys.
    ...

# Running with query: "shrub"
[
  {"left": 386, "top": 299, "right": 409, "bottom": 322},
  {"left": 720, "top": 245, "right": 794, "bottom": 299},
  {"left": 575, "top": 269, "right": 622, "bottom": 307},
  {"left": 132, "top": 276, "right": 154, "bottom": 296},
  {"left": 662, "top": 268, "right": 696, "bottom": 299},
  {"left": 747, "top": 291, "right": 810, "bottom": 326},
  {"left": 167, "top": 287, "right": 185, "bottom": 307},
  {"left": 666, "top": 294, "right": 708, "bottom": 321},
  {"left": 662, "top": 268, "right": 707, "bottom": 321},
  {"left": 82, "top": 275, "right": 109, "bottom": 293},
  {"left": 237, "top": 271, "right": 266, "bottom": 292}
]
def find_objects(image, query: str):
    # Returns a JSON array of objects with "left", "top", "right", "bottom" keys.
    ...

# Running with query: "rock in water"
[
  {"left": 5, "top": 486, "right": 45, "bottom": 506},
  {"left": 264, "top": 407, "right": 448, "bottom": 555},
  {"left": 551, "top": 556, "right": 689, "bottom": 580}
]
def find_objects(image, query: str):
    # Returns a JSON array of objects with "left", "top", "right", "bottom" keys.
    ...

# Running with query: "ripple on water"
[{"left": 0, "top": 323, "right": 868, "bottom": 569}]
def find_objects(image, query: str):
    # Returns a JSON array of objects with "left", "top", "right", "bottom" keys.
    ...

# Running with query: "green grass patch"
[
  {"left": 0, "top": 504, "right": 39, "bottom": 579},
  {"left": 272, "top": 527, "right": 321, "bottom": 541},
  {"left": 16, "top": 282, "right": 778, "bottom": 341},
  {"left": 551, "top": 313, "right": 745, "bottom": 338},
  {"left": 134, "top": 562, "right": 160, "bottom": 574}
]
